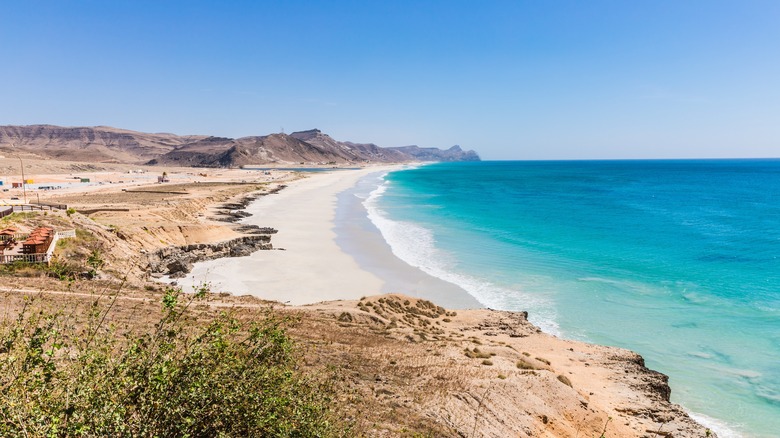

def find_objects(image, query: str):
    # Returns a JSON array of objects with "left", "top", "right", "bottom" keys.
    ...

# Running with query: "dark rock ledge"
[
  {"left": 145, "top": 185, "right": 286, "bottom": 279},
  {"left": 215, "top": 185, "right": 287, "bottom": 223},
  {"left": 144, "top": 234, "right": 275, "bottom": 279}
]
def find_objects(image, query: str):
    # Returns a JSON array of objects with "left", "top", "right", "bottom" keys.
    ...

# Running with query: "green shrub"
[
  {"left": 0, "top": 288, "right": 344, "bottom": 437},
  {"left": 85, "top": 249, "right": 104, "bottom": 278}
]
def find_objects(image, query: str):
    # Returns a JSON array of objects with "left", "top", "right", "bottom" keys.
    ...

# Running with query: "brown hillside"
[
  {"left": 0, "top": 124, "right": 481, "bottom": 167},
  {"left": 0, "top": 124, "right": 205, "bottom": 163}
]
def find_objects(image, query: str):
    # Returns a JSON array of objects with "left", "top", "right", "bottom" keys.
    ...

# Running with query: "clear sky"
[{"left": 2, "top": 1, "right": 778, "bottom": 159}]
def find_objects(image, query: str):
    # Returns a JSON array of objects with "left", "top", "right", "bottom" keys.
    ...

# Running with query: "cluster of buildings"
[
  {"left": 0, "top": 226, "right": 68, "bottom": 264},
  {"left": 21, "top": 227, "right": 55, "bottom": 254}
]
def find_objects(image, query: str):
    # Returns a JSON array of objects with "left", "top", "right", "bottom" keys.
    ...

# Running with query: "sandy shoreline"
[
  {"left": 334, "top": 170, "right": 483, "bottom": 309},
  {"left": 175, "top": 166, "right": 481, "bottom": 308},
  {"left": 178, "top": 166, "right": 481, "bottom": 308}
]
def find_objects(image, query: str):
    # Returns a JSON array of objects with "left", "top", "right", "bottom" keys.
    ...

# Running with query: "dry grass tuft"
[
  {"left": 557, "top": 374, "right": 573, "bottom": 387},
  {"left": 464, "top": 347, "right": 493, "bottom": 359},
  {"left": 516, "top": 358, "right": 538, "bottom": 370},
  {"left": 535, "top": 356, "right": 551, "bottom": 365}
]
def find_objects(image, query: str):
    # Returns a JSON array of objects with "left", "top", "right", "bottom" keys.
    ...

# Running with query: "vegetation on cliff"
[{"left": 0, "top": 286, "right": 345, "bottom": 437}]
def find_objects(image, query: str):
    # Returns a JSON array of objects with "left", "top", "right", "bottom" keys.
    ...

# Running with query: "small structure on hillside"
[
  {"left": 0, "top": 230, "right": 16, "bottom": 253},
  {"left": 0, "top": 226, "right": 74, "bottom": 264},
  {"left": 22, "top": 227, "right": 54, "bottom": 254},
  {"left": 0, "top": 227, "right": 18, "bottom": 241}
]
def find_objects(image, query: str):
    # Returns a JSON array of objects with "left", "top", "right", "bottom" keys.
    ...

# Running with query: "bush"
[
  {"left": 557, "top": 374, "right": 573, "bottom": 387},
  {"left": 51, "top": 229, "right": 105, "bottom": 281},
  {"left": 464, "top": 347, "right": 492, "bottom": 359},
  {"left": 85, "top": 249, "right": 104, "bottom": 278},
  {"left": 0, "top": 288, "right": 344, "bottom": 437},
  {"left": 516, "top": 359, "right": 537, "bottom": 370}
]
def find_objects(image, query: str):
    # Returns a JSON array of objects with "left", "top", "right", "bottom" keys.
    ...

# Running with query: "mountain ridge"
[{"left": 0, "top": 125, "right": 480, "bottom": 166}]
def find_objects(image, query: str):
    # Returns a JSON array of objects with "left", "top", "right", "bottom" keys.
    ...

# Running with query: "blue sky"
[{"left": 2, "top": 1, "right": 778, "bottom": 159}]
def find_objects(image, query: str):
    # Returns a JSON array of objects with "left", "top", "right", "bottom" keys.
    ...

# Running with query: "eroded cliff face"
[
  {"left": 142, "top": 234, "right": 273, "bottom": 278},
  {"left": 41, "top": 181, "right": 290, "bottom": 284},
  {"left": 294, "top": 295, "right": 715, "bottom": 437}
]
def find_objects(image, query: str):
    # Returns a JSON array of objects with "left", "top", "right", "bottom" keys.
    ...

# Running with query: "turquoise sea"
[{"left": 364, "top": 160, "right": 780, "bottom": 438}]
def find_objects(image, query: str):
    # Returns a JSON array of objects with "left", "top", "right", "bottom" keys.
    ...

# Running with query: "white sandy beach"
[
  {"left": 177, "top": 166, "right": 482, "bottom": 308},
  {"left": 179, "top": 168, "right": 389, "bottom": 304}
]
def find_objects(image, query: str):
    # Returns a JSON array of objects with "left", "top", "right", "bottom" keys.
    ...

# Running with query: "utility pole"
[{"left": 18, "top": 156, "right": 27, "bottom": 204}]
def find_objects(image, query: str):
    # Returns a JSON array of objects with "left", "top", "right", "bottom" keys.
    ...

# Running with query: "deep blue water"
[{"left": 365, "top": 160, "right": 780, "bottom": 437}]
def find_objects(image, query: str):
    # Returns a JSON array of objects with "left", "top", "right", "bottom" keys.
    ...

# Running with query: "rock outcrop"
[
  {"left": 299, "top": 295, "right": 717, "bottom": 437},
  {"left": 143, "top": 235, "right": 273, "bottom": 278}
]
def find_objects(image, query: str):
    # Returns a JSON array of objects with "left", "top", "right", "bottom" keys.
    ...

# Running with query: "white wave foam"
[
  {"left": 364, "top": 177, "right": 560, "bottom": 335},
  {"left": 363, "top": 171, "right": 757, "bottom": 438},
  {"left": 687, "top": 411, "right": 745, "bottom": 438}
]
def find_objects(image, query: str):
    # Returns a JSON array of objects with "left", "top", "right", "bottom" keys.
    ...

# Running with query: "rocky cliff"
[
  {"left": 298, "top": 295, "right": 716, "bottom": 437},
  {"left": 143, "top": 235, "right": 273, "bottom": 278}
]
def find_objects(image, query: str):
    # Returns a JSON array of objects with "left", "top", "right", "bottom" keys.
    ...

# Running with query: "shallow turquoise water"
[{"left": 366, "top": 160, "right": 780, "bottom": 437}]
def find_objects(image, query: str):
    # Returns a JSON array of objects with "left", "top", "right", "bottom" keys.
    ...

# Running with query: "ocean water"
[{"left": 364, "top": 160, "right": 780, "bottom": 438}]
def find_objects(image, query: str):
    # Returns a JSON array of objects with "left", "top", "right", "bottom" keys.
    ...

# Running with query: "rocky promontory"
[
  {"left": 144, "top": 234, "right": 274, "bottom": 278},
  {"left": 298, "top": 295, "right": 716, "bottom": 437}
]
